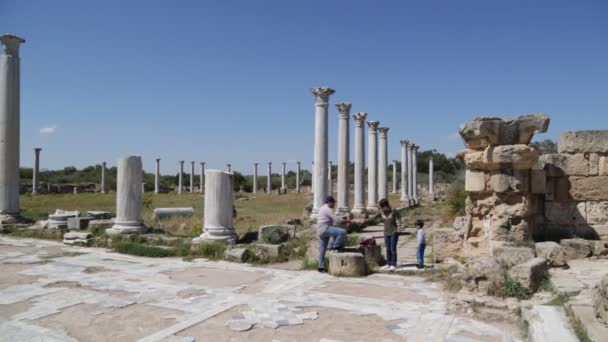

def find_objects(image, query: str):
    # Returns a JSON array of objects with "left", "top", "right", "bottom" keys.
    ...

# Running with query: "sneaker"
[
  {"left": 388, "top": 266, "right": 396, "bottom": 272},
  {"left": 380, "top": 265, "right": 390, "bottom": 271},
  {"left": 416, "top": 265, "right": 424, "bottom": 269},
  {"left": 318, "top": 268, "right": 327, "bottom": 273}
]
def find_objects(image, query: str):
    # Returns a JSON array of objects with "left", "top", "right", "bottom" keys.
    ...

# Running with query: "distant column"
[
  {"left": 328, "top": 161, "right": 333, "bottom": 195},
  {"left": 281, "top": 162, "right": 287, "bottom": 193},
  {"left": 226, "top": 164, "right": 231, "bottom": 173},
  {"left": 252, "top": 163, "right": 258, "bottom": 194},
  {"left": 154, "top": 158, "right": 160, "bottom": 194},
  {"left": 178, "top": 161, "right": 184, "bottom": 194},
  {"left": 311, "top": 87, "right": 335, "bottom": 217},
  {"left": 296, "top": 161, "right": 301, "bottom": 193},
  {"left": 193, "top": 170, "right": 237, "bottom": 244},
  {"left": 336, "top": 102, "right": 351, "bottom": 214},
  {"left": 106, "top": 156, "right": 145, "bottom": 235},
  {"left": 408, "top": 144, "right": 414, "bottom": 202},
  {"left": 190, "top": 161, "right": 195, "bottom": 193},
  {"left": 413, "top": 145, "right": 419, "bottom": 203},
  {"left": 366, "top": 121, "right": 380, "bottom": 211},
  {"left": 0, "top": 34, "right": 25, "bottom": 224},
  {"left": 378, "top": 127, "right": 389, "bottom": 200},
  {"left": 200, "top": 162, "right": 205, "bottom": 193},
  {"left": 101, "top": 161, "right": 107, "bottom": 194},
  {"left": 311, "top": 161, "right": 314, "bottom": 193},
  {"left": 429, "top": 155, "right": 435, "bottom": 200},
  {"left": 352, "top": 112, "right": 367, "bottom": 215},
  {"left": 32, "top": 148, "right": 42, "bottom": 194},
  {"left": 400, "top": 141, "right": 410, "bottom": 204},
  {"left": 392, "top": 160, "right": 398, "bottom": 194},
  {"left": 267, "top": 162, "right": 272, "bottom": 193}
]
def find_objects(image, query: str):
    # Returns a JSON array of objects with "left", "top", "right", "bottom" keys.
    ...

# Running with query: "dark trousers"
[{"left": 384, "top": 233, "right": 399, "bottom": 267}]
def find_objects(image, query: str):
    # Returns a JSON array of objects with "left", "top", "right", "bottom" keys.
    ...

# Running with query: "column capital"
[
  {"left": 0, "top": 34, "right": 25, "bottom": 57},
  {"left": 102, "top": 161, "right": 107, "bottom": 165},
  {"left": 201, "top": 161, "right": 205, "bottom": 166},
  {"left": 367, "top": 121, "right": 380, "bottom": 132},
  {"left": 191, "top": 161, "right": 195, "bottom": 165},
  {"left": 378, "top": 127, "right": 389, "bottom": 137},
  {"left": 179, "top": 160, "right": 184, "bottom": 164},
  {"left": 336, "top": 102, "right": 352, "bottom": 119},
  {"left": 400, "top": 140, "right": 410, "bottom": 147},
  {"left": 414, "top": 145, "right": 420, "bottom": 151},
  {"left": 254, "top": 162, "right": 258, "bottom": 166},
  {"left": 409, "top": 144, "right": 417, "bottom": 151},
  {"left": 34, "top": 147, "right": 42, "bottom": 152},
  {"left": 310, "top": 87, "right": 335, "bottom": 104},
  {"left": 282, "top": 162, "right": 286, "bottom": 166},
  {"left": 296, "top": 161, "right": 300, "bottom": 165},
  {"left": 352, "top": 112, "right": 368, "bottom": 127},
  {"left": 268, "top": 162, "right": 272, "bottom": 165},
  {"left": 156, "top": 158, "right": 161, "bottom": 162}
]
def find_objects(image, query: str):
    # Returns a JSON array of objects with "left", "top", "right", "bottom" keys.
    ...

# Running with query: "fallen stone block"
[
  {"left": 255, "top": 243, "right": 286, "bottom": 258},
  {"left": 524, "top": 305, "right": 578, "bottom": 342},
  {"left": 153, "top": 207, "right": 194, "bottom": 219},
  {"left": 63, "top": 239, "right": 90, "bottom": 246},
  {"left": 560, "top": 239, "right": 594, "bottom": 260},
  {"left": 459, "top": 113, "right": 550, "bottom": 150},
  {"left": 225, "top": 248, "right": 251, "bottom": 263},
  {"left": 509, "top": 258, "right": 549, "bottom": 292},
  {"left": 258, "top": 225, "right": 295, "bottom": 244},
  {"left": 67, "top": 217, "right": 93, "bottom": 230},
  {"left": 492, "top": 245, "right": 535, "bottom": 268},
  {"left": 569, "top": 176, "right": 608, "bottom": 201},
  {"left": 329, "top": 252, "right": 367, "bottom": 277},
  {"left": 535, "top": 241, "right": 566, "bottom": 267},
  {"left": 463, "top": 256, "right": 504, "bottom": 294},
  {"left": 89, "top": 219, "right": 114, "bottom": 230},
  {"left": 63, "top": 231, "right": 92, "bottom": 240},
  {"left": 87, "top": 211, "right": 113, "bottom": 220},
  {"left": 433, "top": 228, "right": 464, "bottom": 262},
  {"left": 594, "top": 273, "right": 608, "bottom": 325},
  {"left": 48, "top": 209, "right": 80, "bottom": 229}
]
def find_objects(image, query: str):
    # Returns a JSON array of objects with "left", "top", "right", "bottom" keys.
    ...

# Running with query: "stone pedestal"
[
  {"left": 106, "top": 156, "right": 146, "bottom": 235},
  {"left": 0, "top": 34, "right": 25, "bottom": 224},
  {"left": 378, "top": 127, "right": 389, "bottom": 200},
  {"left": 190, "top": 161, "right": 195, "bottom": 192},
  {"left": 367, "top": 121, "right": 380, "bottom": 211},
  {"left": 400, "top": 140, "right": 410, "bottom": 204},
  {"left": 311, "top": 87, "right": 335, "bottom": 218},
  {"left": 336, "top": 102, "right": 351, "bottom": 214},
  {"left": 178, "top": 161, "right": 184, "bottom": 194},
  {"left": 154, "top": 159, "right": 160, "bottom": 194},
  {"left": 32, "top": 148, "right": 41, "bottom": 194},
  {"left": 253, "top": 163, "right": 258, "bottom": 194},
  {"left": 193, "top": 170, "right": 237, "bottom": 243},
  {"left": 352, "top": 112, "right": 367, "bottom": 216},
  {"left": 329, "top": 252, "right": 367, "bottom": 277}
]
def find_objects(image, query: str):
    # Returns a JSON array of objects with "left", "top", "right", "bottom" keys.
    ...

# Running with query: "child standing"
[
  {"left": 415, "top": 219, "right": 426, "bottom": 269},
  {"left": 364, "top": 199, "right": 401, "bottom": 271}
]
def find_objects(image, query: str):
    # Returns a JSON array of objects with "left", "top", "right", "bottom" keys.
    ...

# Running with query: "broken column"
[
  {"left": 0, "top": 34, "right": 25, "bottom": 224},
  {"left": 311, "top": 87, "right": 335, "bottom": 218},
  {"left": 459, "top": 113, "right": 550, "bottom": 256},
  {"left": 336, "top": 102, "right": 351, "bottom": 214},
  {"left": 32, "top": 148, "right": 41, "bottom": 194},
  {"left": 154, "top": 158, "right": 160, "bottom": 194},
  {"left": 253, "top": 163, "right": 258, "bottom": 194},
  {"left": 106, "top": 156, "right": 146, "bottom": 235},
  {"left": 378, "top": 127, "right": 389, "bottom": 200},
  {"left": 178, "top": 160, "right": 184, "bottom": 194},
  {"left": 193, "top": 170, "right": 237, "bottom": 243},
  {"left": 367, "top": 121, "right": 380, "bottom": 211},
  {"left": 352, "top": 112, "right": 368, "bottom": 216}
]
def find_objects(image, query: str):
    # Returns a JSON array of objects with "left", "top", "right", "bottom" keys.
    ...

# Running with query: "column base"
[
  {"left": 106, "top": 221, "right": 146, "bottom": 235},
  {"left": 0, "top": 213, "right": 21, "bottom": 225},
  {"left": 192, "top": 233, "right": 237, "bottom": 245}
]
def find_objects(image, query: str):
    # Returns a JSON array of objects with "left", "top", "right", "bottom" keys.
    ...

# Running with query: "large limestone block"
[
  {"left": 465, "top": 170, "right": 486, "bottom": 192},
  {"left": 488, "top": 171, "right": 529, "bottom": 193},
  {"left": 569, "top": 176, "right": 608, "bottom": 201},
  {"left": 463, "top": 256, "right": 504, "bottom": 294},
  {"left": 524, "top": 305, "right": 578, "bottom": 342},
  {"left": 544, "top": 202, "right": 586, "bottom": 225},
  {"left": 586, "top": 201, "right": 608, "bottom": 225},
  {"left": 153, "top": 207, "right": 194, "bottom": 219},
  {"left": 453, "top": 216, "right": 470, "bottom": 231},
  {"left": 329, "top": 252, "right": 367, "bottom": 277},
  {"left": 258, "top": 224, "right": 295, "bottom": 244},
  {"left": 492, "top": 245, "right": 535, "bottom": 268},
  {"left": 534, "top": 241, "right": 566, "bottom": 267},
  {"left": 560, "top": 239, "right": 593, "bottom": 259},
  {"left": 558, "top": 130, "right": 608, "bottom": 154},
  {"left": 459, "top": 114, "right": 550, "bottom": 150},
  {"left": 488, "top": 145, "right": 539, "bottom": 169},
  {"left": 594, "top": 273, "right": 608, "bottom": 325},
  {"left": 531, "top": 170, "right": 546, "bottom": 194},
  {"left": 600, "top": 156, "right": 608, "bottom": 176},
  {"left": 508, "top": 258, "right": 549, "bottom": 292},
  {"left": 540, "top": 153, "right": 590, "bottom": 177},
  {"left": 225, "top": 247, "right": 251, "bottom": 263},
  {"left": 433, "top": 228, "right": 464, "bottom": 262}
]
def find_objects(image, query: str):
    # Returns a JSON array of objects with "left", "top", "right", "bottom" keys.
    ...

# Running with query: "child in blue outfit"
[{"left": 415, "top": 219, "right": 426, "bottom": 269}]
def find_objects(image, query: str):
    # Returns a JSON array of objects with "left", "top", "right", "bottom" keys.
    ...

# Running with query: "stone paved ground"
[{"left": 0, "top": 236, "right": 519, "bottom": 342}]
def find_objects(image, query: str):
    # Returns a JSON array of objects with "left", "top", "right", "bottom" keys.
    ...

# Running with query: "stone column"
[
  {"left": 296, "top": 161, "right": 301, "bottom": 193},
  {"left": 311, "top": 87, "right": 335, "bottom": 217},
  {"left": 281, "top": 162, "right": 287, "bottom": 193},
  {"left": 367, "top": 121, "right": 380, "bottom": 211},
  {"left": 193, "top": 170, "right": 237, "bottom": 244},
  {"left": 31, "top": 148, "right": 42, "bottom": 194},
  {"left": 154, "top": 159, "right": 160, "bottom": 194},
  {"left": 178, "top": 161, "right": 184, "bottom": 194},
  {"left": 408, "top": 144, "right": 414, "bottom": 203},
  {"left": 400, "top": 141, "right": 410, "bottom": 204},
  {"left": 267, "top": 162, "right": 272, "bottom": 193},
  {"left": 101, "top": 161, "right": 107, "bottom": 194},
  {"left": 413, "top": 145, "right": 419, "bottom": 203},
  {"left": 392, "top": 160, "right": 397, "bottom": 194},
  {"left": 252, "top": 163, "right": 258, "bottom": 194},
  {"left": 106, "top": 156, "right": 145, "bottom": 235},
  {"left": 328, "top": 161, "right": 333, "bottom": 195},
  {"left": 378, "top": 127, "right": 389, "bottom": 200},
  {"left": 0, "top": 35, "right": 25, "bottom": 224},
  {"left": 311, "top": 161, "right": 314, "bottom": 192},
  {"left": 200, "top": 162, "right": 205, "bottom": 193},
  {"left": 336, "top": 102, "right": 351, "bottom": 214},
  {"left": 429, "top": 155, "right": 435, "bottom": 200},
  {"left": 352, "top": 112, "right": 367, "bottom": 215},
  {"left": 190, "top": 161, "right": 195, "bottom": 193},
  {"left": 226, "top": 164, "right": 231, "bottom": 173}
]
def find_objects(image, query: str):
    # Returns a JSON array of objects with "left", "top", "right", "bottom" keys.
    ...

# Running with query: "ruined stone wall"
[{"left": 538, "top": 130, "right": 608, "bottom": 241}]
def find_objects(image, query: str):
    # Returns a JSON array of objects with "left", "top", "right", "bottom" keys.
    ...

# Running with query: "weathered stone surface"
[
  {"left": 258, "top": 225, "right": 295, "bottom": 244},
  {"left": 48, "top": 209, "right": 80, "bottom": 229},
  {"left": 465, "top": 170, "right": 486, "bottom": 192},
  {"left": 594, "top": 273, "right": 608, "bottom": 325},
  {"left": 492, "top": 245, "right": 535, "bottom": 268},
  {"left": 558, "top": 130, "right": 608, "bottom": 154},
  {"left": 328, "top": 252, "right": 367, "bottom": 277},
  {"left": 540, "top": 153, "right": 590, "bottom": 177},
  {"left": 586, "top": 201, "right": 608, "bottom": 225},
  {"left": 589, "top": 153, "right": 600, "bottom": 176},
  {"left": 225, "top": 248, "right": 251, "bottom": 263},
  {"left": 524, "top": 305, "right": 578, "bottom": 342},
  {"left": 600, "top": 156, "right": 608, "bottom": 176},
  {"left": 488, "top": 172, "right": 529, "bottom": 193},
  {"left": 488, "top": 145, "right": 539, "bottom": 169},
  {"left": 254, "top": 243, "right": 285, "bottom": 257},
  {"left": 560, "top": 239, "right": 593, "bottom": 260},
  {"left": 63, "top": 231, "right": 92, "bottom": 240},
  {"left": 463, "top": 256, "right": 504, "bottom": 294},
  {"left": 508, "top": 258, "right": 548, "bottom": 292},
  {"left": 88, "top": 219, "right": 113, "bottom": 230},
  {"left": 593, "top": 240, "right": 608, "bottom": 256},
  {"left": 67, "top": 217, "right": 92, "bottom": 230},
  {"left": 358, "top": 244, "right": 382, "bottom": 266},
  {"left": 433, "top": 228, "right": 464, "bottom": 262},
  {"left": 569, "top": 176, "right": 608, "bottom": 201},
  {"left": 153, "top": 207, "right": 194, "bottom": 219},
  {"left": 459, "top": 114, "right": 550, "bottom": 150},
  {"left": 544, "top": 202, "right": 586, "bottom": 225},
  {"left": 453, "top": 216, "right": 470, "bottom": 231},
  {"left": 594, "top": 225, "right": 608, "bottom": 240},
  {"left": 535, "top": 241, "right": 566, "bottom": 267},
  {"left": 531, "top": 170, "right": 546, "bottom": 194},
  {"left": 87, "top": 211, "right": 113, "bottom": 220}
]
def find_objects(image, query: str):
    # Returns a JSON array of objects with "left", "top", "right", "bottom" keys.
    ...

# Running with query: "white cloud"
[
  {"left": 447, "top": 132, "right": 460, "bottom": 141},
  {"left": 40, "top": 126, "right": 57, "bottom": 134}
]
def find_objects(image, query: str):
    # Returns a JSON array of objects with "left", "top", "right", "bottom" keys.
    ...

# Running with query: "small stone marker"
[{"left": 329, "top": 252, "right": 366, "bottom": 277}]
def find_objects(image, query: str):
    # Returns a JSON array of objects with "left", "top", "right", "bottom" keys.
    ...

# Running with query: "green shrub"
[
  {"left": 498, "top": 274, "right": 531, "bottom": 300},
  {"left": 195, "top": 241, "right": 226, "bottom": 260},
  {"left": 446, "top": 183, "right": 466, "bottom": 218},
  {"left": 114, "top": 242, "right": 173, "bottom": 257}
]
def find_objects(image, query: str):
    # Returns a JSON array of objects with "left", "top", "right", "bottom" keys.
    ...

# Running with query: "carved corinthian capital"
[
  {"left": 0, "top": 34, "right": 25, "bottom": 57},
  {"left": 400, "top": 140, "right": 410, "bottom": 147},
  {"left": 353, "top": 112, "right": 368, "bottom": 127},
  {"left": 310, "top": 87, "right": 335, "bottom": 104},
  {"left": 379, "top": 127, "right": 389, "bottom": 137},
  {"left": 367, "top": 121, "right": 380, "bottom": 132},
  {"left": 336, "top": 102, "right": 352, "bottom": 119}
]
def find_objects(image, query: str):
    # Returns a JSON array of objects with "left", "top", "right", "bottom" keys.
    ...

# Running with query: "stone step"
[{"left": 523, "top": 305, "right": 577, "bottom": 342}]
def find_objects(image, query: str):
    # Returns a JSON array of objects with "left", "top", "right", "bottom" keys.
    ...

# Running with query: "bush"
[
  {"left": 113, "top": 242, "right": 173, "bottom": 257},
  {"left": 497, "top": 274, "right": 531, "bottom": 300},
  {"left": 446, "top": 182, "right": 466, "bottom": 218},
  {"left": 195, "top": 241, "right": 226, "bottom": 260}
]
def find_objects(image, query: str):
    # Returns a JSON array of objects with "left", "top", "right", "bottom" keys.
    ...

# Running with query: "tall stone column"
[
  {"left": 101, "top": 161, "right": 107, "bottom": 194},
  {"left": 392, "top": 160, "right": 397, "bottom": 194},
  {"left": 400, "top": 141, "right": 410, "bottom": 204},
  {"left": 311, "top": 87, "right": 335, "bottom": 218},
  {"left": 413, "top": 145, "right": 419, "bottom": 203},
  {"left": 281, "top": 162, "right": 287, "bottom": 193},
  {"left": 190, "top": 161, "right": 195, "bottom": 193},
  {"left": 408, "top": 144, "right": 414, "bottom": 203},
  {"left": 0, "top": 35, "right": 25, "bottom": 224},
  {"left": 367, "top": 121, "right": 380, "bottom": 211},
  {"left": 193, "top": 170, "right": 237, "bottom": 244},
  {"left": 378, "top": 127, "right": 389, "bottom": 200},
  {"left": 226, "top": 164, "right": 231, "bottom": 173},
  {"left": 336, "top": 102, "right": 351, "bottom": 214},
  {"left": 328, "top": 161, "right": 333, "bottom": 195},
  {"left": 429, "top": 155, "right": 435, "bottom": 200},
  {"left": 352, "top": 112, "right": 367, "bottom": 215},
  {"left": 311, "top": 161, "right": 314, "bottom": 193},
  {"left": 154, "top": 159, "right": 160, "bottom": 194},
  {"left": 296, "top": 161, "right": 301, "bottom": 193},
  {"left": 267, "top": 162, "right": 272, "bottom": 193},
  {"left": 178, "top": 161, "right": 184, "bottom": 194},
  {"left": 252, "top": 163, "right": 258, "bottom": 194},
  {"left": 32, "top": 148, "right": 42, "bottom": 194},
  {"left": 106, "top": 156, "right": 145, "bottom": 235}
]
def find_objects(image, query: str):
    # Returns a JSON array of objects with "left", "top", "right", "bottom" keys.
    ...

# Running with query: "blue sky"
[{"left": 3, "top": 0, "right": 607, "bottom": 174}]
